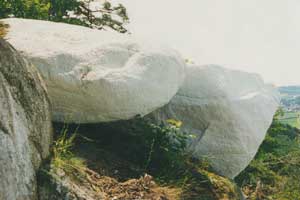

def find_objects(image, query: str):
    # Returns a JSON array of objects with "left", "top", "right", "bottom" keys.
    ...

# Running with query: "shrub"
[
  {"left": 0, "top": 0, "right": 50, "bottom": 19},
  {"left": 0, "top": 0, "right": 129, "bottom": 33},
  {"left": 117, "top": 117, "right": 191, "bottom": 178},
  {"left": 143, "top": 119, "right": 189, "bottom": 175}
]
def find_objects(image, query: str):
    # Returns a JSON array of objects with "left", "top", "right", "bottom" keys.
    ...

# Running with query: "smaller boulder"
[{"left": 150, "top": 64, "right": 279, "bottom": 178}]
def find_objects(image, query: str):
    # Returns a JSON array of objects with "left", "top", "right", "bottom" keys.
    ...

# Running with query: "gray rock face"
[
  {"left": 0, "top": 39, "right": 52, "bottom": 200},
  {"left": 150, "top": 65, "right": 279, "bottom": 178}
]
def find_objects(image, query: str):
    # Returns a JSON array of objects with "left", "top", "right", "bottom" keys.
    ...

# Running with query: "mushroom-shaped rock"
[
  {"left": 3, "top": 18, "right": 186, "bottom": 123},
  {"left": 150, "top": 64, "right": 279, "bottom": 178},
  {"left": 0, "top": 39, "right": 52, "bottom": 200}
]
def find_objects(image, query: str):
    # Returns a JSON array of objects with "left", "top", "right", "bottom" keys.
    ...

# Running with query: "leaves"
[{"left": 0, "top": 0, "right": 129, "bottom": 33}]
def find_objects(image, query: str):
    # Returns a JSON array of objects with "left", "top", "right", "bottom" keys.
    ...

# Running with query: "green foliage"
[
  {"left": 273, "top": 107, "right": 284, "bottom": 120},
  {"left": 0, "top": 0, "right": 50, "bottom": 19},
  {"left": 0, "top": 0, "right": 11, "bottom": 18},
  {"left": 115, "top": 117, "right": 190, "bottom": 178},
  {"left": 48, "top": 0, "right": 129, "bottom": 32},
  {"left": 52, "top": 125, "right": 86, "bottom": 176},
  {"left": 278, "top": 111, "right": 300, "bottom": 129},
  {"left": 235, "top": 111, "right": 300, "bottom": 199},
  {"left": 144, "top": 121, "right": 188, "bottom": 171},
  {"left": 0, "top": 0, "right": 129, "bottom": 33}
]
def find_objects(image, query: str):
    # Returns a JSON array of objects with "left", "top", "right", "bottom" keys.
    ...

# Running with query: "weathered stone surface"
[
  {"left": 3, "top": 18, "right": 186, "bottom": 123},
  {"left": 150, "top": 64, "right": 279, "bottom": 178},
  {"left": 0, "top": 39, "right": 52, "bottom": 200},
  {"left": 1, "top": 18, "right": 279, "bottom": 180}
]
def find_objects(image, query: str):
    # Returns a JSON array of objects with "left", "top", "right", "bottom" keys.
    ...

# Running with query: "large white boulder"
[
  {"left": 0, "top": 39, "right": 52, "bottom": 200},
  {"left": 150, "top": 64, "right": 279, "bottom": 178},
  {"left": 3, "top": 18, "right": 185, "bottom": 123}
]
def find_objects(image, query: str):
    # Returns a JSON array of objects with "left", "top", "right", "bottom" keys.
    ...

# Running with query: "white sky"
[{"left": 120, "top": 0, "right": 300, "bottom": 86}]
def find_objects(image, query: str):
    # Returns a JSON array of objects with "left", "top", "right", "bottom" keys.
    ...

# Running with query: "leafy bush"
[
  {"left": 140, "top": 119, "right": 189, "bottom": 175},
  {"left": 0, "top": 0, "right": 50, "bottom": 19},
  {"left": 108, "top": 117, "right": 191, "bottom": 178},
  {"left": 0, "top": 0, "right": 129, "bottom": 33}
]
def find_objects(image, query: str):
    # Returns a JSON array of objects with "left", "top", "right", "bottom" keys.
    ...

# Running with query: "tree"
[
  {"left": 0, "top": 0, "right": 129, "bottom": 33},
  {"left": 1, "top": 0, "right": 50, "bottom": 19},
  {"left": 49, "top": 0, "right": 128, "bottom": 33}
]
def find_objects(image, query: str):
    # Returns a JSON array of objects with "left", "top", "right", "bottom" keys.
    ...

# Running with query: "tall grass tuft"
[{"left": 51, "top": 125, "right": 86, "bottom": 178}]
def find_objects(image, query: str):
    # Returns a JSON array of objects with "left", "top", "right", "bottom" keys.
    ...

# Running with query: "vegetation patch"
[
  {"left": 236, "top": 110, "right": 300, "bottom": 199},
  {"left": 0, "top": 0, "right": 129, "bottom": 33},
  {"left": 39, "top": 124, "right": 182, "bottom": 200},
  {"left": 278, "top": 111, "right": 300, "bottom": 128},
  {"left": 39, "top": 118, "right": 242, "bottom": 200},
  {"left": 200, "top": 170, "right": 241, "bottom": 200},
  {"left": 50, "top": 125, "right": 88, "bottom": 184}
]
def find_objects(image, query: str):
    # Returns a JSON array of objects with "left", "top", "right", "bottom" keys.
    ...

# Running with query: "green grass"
[
  {"left": 51, "top": 125, "right": 87, "bottom": 179},
  {"left": 278, "top": 112, "right": 300, "bottom": 128}
]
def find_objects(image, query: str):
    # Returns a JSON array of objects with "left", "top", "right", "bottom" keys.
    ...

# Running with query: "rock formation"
[
  {"left": 150, "top": 65, "right": 279, "bottom": 178},
  {"left": 2, "top": 18, "right": 279, "bottom": 179},
  {"left": 3, "top": 18, "right": 185, "bottom": 123},
  {"left": 0, "top": 39, "right": 52, "bottom": 200}
]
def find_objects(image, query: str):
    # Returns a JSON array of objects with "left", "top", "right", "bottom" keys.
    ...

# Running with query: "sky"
[{"left": 120, "top": 0, "right": 299, "bottom": 86}]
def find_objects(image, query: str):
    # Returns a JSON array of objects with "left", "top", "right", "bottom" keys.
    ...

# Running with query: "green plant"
[
  {"left": 48, "top": 0, "right": 129, "bottom": 33},
  {"left": 236, "top": 110, "right": 300, "bottom": 199},
  {"left": 51, "top": 125, "right": 86, "bottom": 177},
  {"left": 123, "top": 118, "right": 191, "bottom": 179},
  {"left": 1, "top": 0, "right": 50, "bottom": 19},
  {"left": 144, "top": 120, "right": 188, "bottom": 169},
  {"left": 0, "top": 0, "right": 129, "bottom": 33}
]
